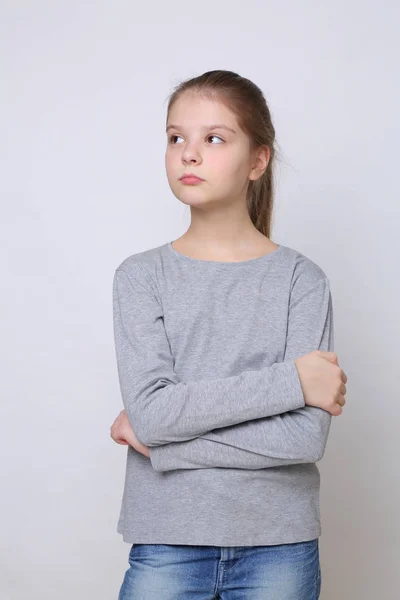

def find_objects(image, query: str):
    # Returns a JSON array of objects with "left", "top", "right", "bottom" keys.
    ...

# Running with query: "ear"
[{"left": 248, "top": 145, "right": 270, "bottom": 181}]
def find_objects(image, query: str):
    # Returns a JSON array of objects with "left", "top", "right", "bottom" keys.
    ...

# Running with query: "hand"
[
  {"left": 294, "top": 350, "right": 347, "bottom": 416},
  {"left": 110, "top": 409, "right": 150, "bottom": 458}
]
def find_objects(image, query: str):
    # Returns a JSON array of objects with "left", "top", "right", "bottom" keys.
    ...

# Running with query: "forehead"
[{"left": 167, "top": 93, "right": 239, "bottom": 129}]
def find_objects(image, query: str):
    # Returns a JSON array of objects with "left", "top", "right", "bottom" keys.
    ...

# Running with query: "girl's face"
[{"left": 165, "top": 93, "right": 262, "bottom": 209}]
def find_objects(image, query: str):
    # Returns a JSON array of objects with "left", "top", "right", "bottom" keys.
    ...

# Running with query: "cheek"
[
  {"left": 165, "top": 146, "right": 181, "bottom": 163},
  {"left": 213, "top": 155, "right": 244, "bottom": 182},
  {"left": 165, "top": 151, "right": 174, "bottom": 172},
  {"left": 207, "top": 153, "right": 233, "bottom": 176},
  {"left": 165, "top": 157, "right": 181, "bottom": 187}
]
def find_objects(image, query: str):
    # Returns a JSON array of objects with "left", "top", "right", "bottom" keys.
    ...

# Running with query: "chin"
[
  {"left": 170, "top": 188, "right": 211, "bottom": 207},
  {"left": 176, "top": 196, "right": 211, "bottom": 208}
]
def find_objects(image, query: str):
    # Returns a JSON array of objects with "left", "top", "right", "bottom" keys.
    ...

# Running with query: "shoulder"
[
  {"left": 280, "top": 244, "right": 330, "bottom": 292},
  {"left": 113, "top": 243, "right": 167, "bottom": 297},
  {"left": 115, "top": 243, "right": 165, "bottom": 273}
]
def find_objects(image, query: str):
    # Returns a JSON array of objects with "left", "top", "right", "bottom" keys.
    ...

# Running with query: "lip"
[{"left": 179, "top": 174, "right": 204, "bottom": 184}]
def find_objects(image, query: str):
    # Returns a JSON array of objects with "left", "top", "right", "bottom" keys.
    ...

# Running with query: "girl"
[{"left": 110, "top": 69, "right": 347, "bottom": 600}]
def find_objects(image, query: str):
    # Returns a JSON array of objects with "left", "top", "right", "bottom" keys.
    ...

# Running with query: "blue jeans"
[{"left": 118, "top": 538, "right": 321, "bottom": 599}]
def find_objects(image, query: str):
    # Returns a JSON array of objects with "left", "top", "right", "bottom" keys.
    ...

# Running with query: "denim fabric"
[{"left": 118, "top": 538, "right": 321, "bottom": 599}]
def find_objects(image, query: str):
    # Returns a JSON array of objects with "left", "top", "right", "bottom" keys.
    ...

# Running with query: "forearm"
[
  {"left": 114, "top": 268, "right": 305, "bottom": 447},
  {"left": 126, "top": 360, "right": 305, "bottom": 447},
  {"left": 148, "top": 407, "right": 331, "bottom": 471},
  {"left": 148, "top": 276, "right": 336, "bottom": 471}
]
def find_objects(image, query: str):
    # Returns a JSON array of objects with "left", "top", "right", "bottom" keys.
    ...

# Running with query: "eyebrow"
[{"left": 166, "top": 124, "right": 237, "bottom": 135}]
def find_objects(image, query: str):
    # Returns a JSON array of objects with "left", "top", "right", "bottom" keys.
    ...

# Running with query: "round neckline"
[{"left": 166, "top": 240, "right": 284, "bottom": 266}]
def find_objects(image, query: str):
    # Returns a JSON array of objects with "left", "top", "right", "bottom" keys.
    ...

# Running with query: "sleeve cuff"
[{"left": 276, "top": 360, "right": 305, "bottom": 412}]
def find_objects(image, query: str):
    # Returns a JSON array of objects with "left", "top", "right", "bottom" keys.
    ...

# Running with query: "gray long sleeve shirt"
[{"left": 112, "top": 241, "right": 334, "bottom": 546}]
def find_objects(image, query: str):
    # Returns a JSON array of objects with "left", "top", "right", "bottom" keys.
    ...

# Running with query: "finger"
[
  {"left": 337, "top": 395, "right": 346, "bottom": 407},
  {"left": 110, "top": 434, "right": 129, "bottom": 445},
  {"left": 331, "top": 403, "right": 343, "bottom": 416}
]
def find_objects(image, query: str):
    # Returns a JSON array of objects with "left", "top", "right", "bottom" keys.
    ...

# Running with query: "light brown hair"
[{"left": 165, "top": 70, "right": 282, "bottom": 239}]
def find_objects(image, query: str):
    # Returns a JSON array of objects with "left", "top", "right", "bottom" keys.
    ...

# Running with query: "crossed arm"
[
  {"left": 113, "top": 266, "right": 333, "bottom": 473},
  {"left": 147, "top": 277, "right": 334, "bottom": 471}
]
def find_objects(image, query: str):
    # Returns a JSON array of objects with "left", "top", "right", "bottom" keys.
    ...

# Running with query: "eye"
[
  {"left": 168, "top": 134, "right": 225, "bottom": 145},
  {"left": 169, "top": 134, "right": 183, "bottom": 144},
  {"left": 207, "top": 135, "right": 224, "bottom": 144}
]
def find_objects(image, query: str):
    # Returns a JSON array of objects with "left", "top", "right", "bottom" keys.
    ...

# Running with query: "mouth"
[{"left": 179, "top": 175, "right": 204, "bottom": 184}]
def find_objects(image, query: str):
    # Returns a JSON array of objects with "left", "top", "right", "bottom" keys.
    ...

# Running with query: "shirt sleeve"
[
  {"left": 113, "top": 266, "right": 306, "bottom": 447},
  {"left": 148, "top": 276, "right": 334, "bottom": 471}
]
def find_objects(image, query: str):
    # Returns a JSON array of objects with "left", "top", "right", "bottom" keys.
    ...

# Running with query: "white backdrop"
[{"left": 2, "top": 2, "right": 399, "bottom": 598}]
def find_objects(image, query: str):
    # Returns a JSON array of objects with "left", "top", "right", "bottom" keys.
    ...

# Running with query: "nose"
[{"left": 182, "top": 143, "right": 202, "bottom": 165}]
